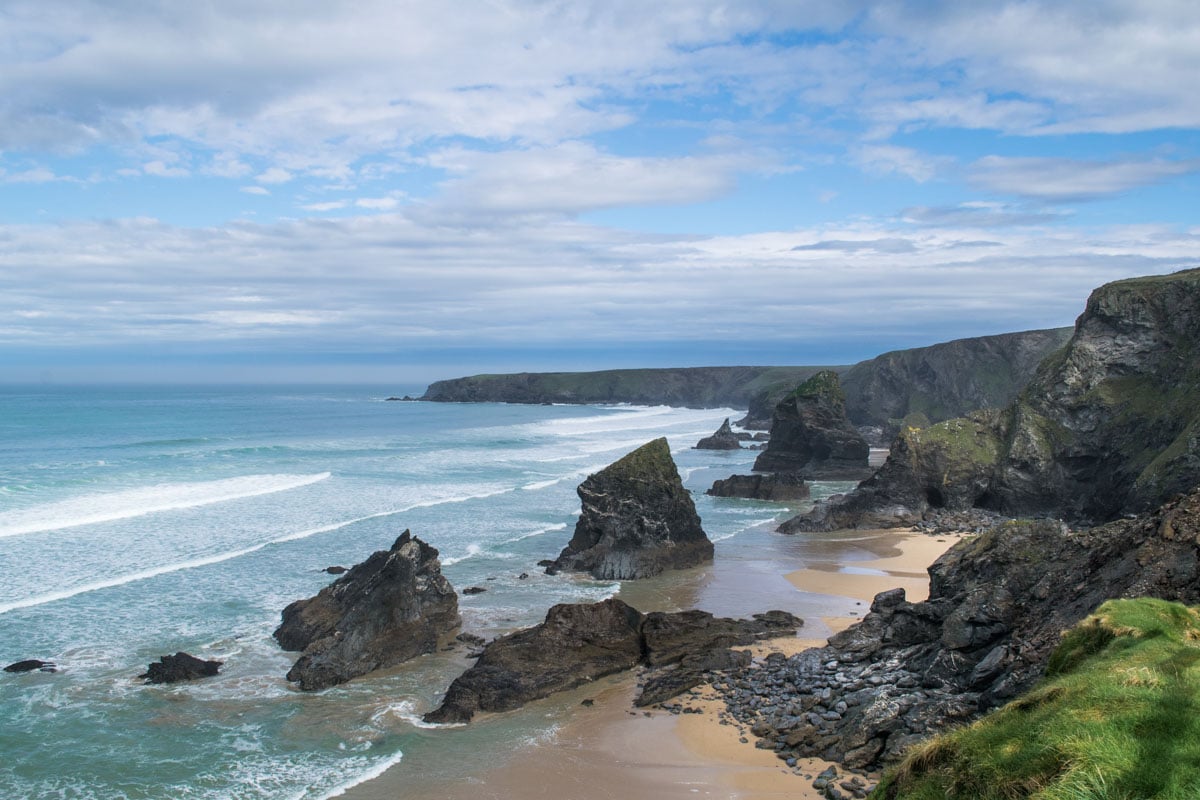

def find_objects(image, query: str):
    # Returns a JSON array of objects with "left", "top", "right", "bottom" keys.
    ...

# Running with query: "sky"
[{"left": 2, "top": 0, "right": 1199, "bottom": 385}]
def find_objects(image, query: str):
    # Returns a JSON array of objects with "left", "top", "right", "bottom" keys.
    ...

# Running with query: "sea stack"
[
  {"left": 752, "top": 370, "right": 870, "bottom": 479},
  {"left": 546, "top": 438, "right": 713, "bottom": 580},
  {"left": 694, "top": 418, "right": 743, "bottom": 450},
  {"left": 274, "top": 530, "right": 460, "bottom": 691}
]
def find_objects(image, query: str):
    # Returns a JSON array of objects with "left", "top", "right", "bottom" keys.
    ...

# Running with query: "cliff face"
[
  {"left": 547, "top": 438, "right": 713, "bottom": 580},
  {"left": 421, "top": 366, "right": 831, "bottom": 408},
  {"left": 274, "top": 530, "right": 460, "bottom": 691},
  {"left": 784, "top": 268, "right": 1200, "bottom": 529},
  {"left": 840, "top": 328, "right": 1071, "bottom": 428},
  {"left": 752, "top": 370, "right": 870, "bottom": 478}
]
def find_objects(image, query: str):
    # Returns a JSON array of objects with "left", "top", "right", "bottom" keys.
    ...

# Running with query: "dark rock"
[
  {"left": 4, "top": 659, "right": 56, "bottom": 674},
  {"left": 517, "top": 572, "right": 529, "bottom": 580},
  {"left": 581, "top": 698, "right": 595, "bottom": 706},
  {"left": 781, "top": 268, "right": 1200, "bottom": 530},
  {"left": 424, "top": 600, "right": 801, "bottom": 723},
  {"left": 139, "top": 652, "right": 221, "bottom": 684},
  {"left": 707, "top": 473, "right": 810, "bottom": 502},
  {"left": 423, "top": 598, "right": 645, "bottom": 724},
  {"left": 546, "top": 438, "right": 713, "bottom": 580},
  {"left": 462, "top": 586, "right": 488, "bottom": 595},
  {"left": 695, "top": 418, "right": 743, "bottom": 450},
  {"left": 753, "top": 372, "right": 872, "bottom": 480},
  {"left": 324, "top": 566, "right": 347, "bottom": 575},
  {"left": 456, "top": 632, "right": 486, "bottom": 647},
  {"left": 274, "top": 530, "right": 460, "bottom": 691},
  {"left": 715, "top": 486, "right": 1200, "bottom": 772}
]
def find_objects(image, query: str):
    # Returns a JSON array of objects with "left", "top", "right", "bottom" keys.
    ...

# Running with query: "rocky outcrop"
[
  {"left": 707, "top": 473, "right": 810, "bottom": 501},
  {"left": 139, "top": 652, "right": 222, "bottom": 684},
  {"left": 546, "top": 438, "right": 713, "bottom": 580},
  {"left": 423, "top": 599, "right": 801, "bottom": 723},
  {"left": 840, "top": 328, "right": 1071, "bottom": 430},
  {"left": 694, "top": 418, "right": 743, "bottom": 450},
  {"left": 720, "top": 486, "right": 1200, "bottom": 771},
  {"left": 4, "top": 659, "right": 56, "bottom": 674},
  {"left": 783, "top": 268, "right": 1200, "bottom": 530},
  {"left": 753, "top": 371, "right": 871, "bottom": 479},
  {"left": 274, "top": 530, "right": 460, "bottom": 691},
  {"left": 421, "top": 366, "right": 830, "bottom": 409}
]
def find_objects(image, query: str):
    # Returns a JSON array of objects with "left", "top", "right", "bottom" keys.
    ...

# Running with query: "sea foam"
[{"left": 0, "top": 472, "right": 332, "bottom": 539}]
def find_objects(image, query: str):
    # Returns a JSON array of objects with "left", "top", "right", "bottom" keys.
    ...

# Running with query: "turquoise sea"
[{"left": 0, "top": 385, "right": 856, "bottom": 799}]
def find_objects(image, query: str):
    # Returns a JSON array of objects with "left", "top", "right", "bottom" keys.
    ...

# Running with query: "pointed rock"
[
  {"left": 753, "top": 371, "right": 870, "bottom": 479},
  {"left": 694, "top": 418, "right": 743, "bottom": 450},
  {"left": 546, "top": 438, "right": 713, "bottom": 580},
  {"left": 274, "top": 530, "right": 460, "bottom": 691}
]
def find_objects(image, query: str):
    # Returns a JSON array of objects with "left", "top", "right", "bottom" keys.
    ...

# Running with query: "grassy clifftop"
[{"left": 874, "top": 597, "right": 1200, "bottom": 799}]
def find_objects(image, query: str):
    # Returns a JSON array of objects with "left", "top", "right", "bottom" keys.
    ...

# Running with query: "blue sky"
[{"left": 2, "top": 0, "right": 1199, "bottom": 385}]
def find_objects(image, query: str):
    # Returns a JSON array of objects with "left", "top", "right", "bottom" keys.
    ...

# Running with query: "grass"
[{"left": 872, "top": 598, "right": 1200, "bottom": 800}]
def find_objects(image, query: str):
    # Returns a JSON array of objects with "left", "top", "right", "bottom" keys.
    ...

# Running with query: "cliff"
[
  {"left": 421, "top": 366, "right": 832, "bottom": 408},
  {"left": 274, "top": 530, "right": 460, "bottom": 691},
  {"left": 784, "top": 268, "right": 1200, "bottom": 529},
  {"left": 840, "top": 328, "right": 1071, "bottom": 428},
  {"left": 546, "top": 438, "right": 713, "bottom": 579}
]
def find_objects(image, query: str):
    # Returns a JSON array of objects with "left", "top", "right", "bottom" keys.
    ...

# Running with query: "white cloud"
[
  {"left": 853, "top": 144, "right": 946, "bottom": 183},
  {"left": 301, "top": 201, "right": 346, "bottom": 211},
  {"left": 240, "top": 186, "right": 270, "bottom": 196},
  {"left": 144, "top": 160, "right": 190, "bottom": 178},
  {"left": 354, "top": 196, "right": 400, "bottom": 210},
  {"left": 255, "top": 167, "right": 293, "bottom": 185},
  {"left": 969, "top": 155, "right": 1200, "bottom": 201}
]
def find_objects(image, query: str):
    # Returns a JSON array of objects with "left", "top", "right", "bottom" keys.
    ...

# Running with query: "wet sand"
[{"left": 345, "top": 527, "right": 966, "bottom": 799}]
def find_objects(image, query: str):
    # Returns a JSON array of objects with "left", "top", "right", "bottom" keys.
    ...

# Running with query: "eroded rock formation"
[
  {"left": 139, "top": 652, "right": 222, "bottom": 684},
  {"left": 694, "top": 418, "right": 744, "bottom": 450},
  {"left": 546, "top": 438, "right": 713, "bottom": 580},
  {"left": 784, "top": 268, "right": 1200, "bottom": 531},
  {"left": 752, "top": 371, "right": 870, "bottom": 480},
  {"left": 707, "top": 472, "right": 810, "bottom": 502},
  {"left": 274, "top": 530, "right": 460, "bottom": 691},
  {"left": 423, "top": 599, "right": 800, "bottom": 723}
]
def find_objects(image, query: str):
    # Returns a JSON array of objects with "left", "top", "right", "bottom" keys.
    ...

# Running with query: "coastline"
[{"left": 343, "top": 527, "right": 965, "bottom": 799}]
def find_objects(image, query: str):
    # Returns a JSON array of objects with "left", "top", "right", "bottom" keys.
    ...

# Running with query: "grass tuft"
[{"left": 872, "top": 598, "right": 1200, "bottom": 800}]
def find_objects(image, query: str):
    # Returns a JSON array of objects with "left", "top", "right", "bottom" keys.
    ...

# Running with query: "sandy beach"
[{"left": 345, "top": 527, "right": 966, "bottom": 800}]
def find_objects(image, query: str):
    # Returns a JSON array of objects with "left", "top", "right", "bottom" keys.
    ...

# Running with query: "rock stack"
[
  {"left": 546, "top": 438, "right": 713, "bottom": 580},
  {"left": 274, "top": 530, "right": 460, "bottom": 691}
]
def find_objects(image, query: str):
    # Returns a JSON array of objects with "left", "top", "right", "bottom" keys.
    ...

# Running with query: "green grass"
[{"left": 873, "top": 598, "right": 1200, "bottom": 800}]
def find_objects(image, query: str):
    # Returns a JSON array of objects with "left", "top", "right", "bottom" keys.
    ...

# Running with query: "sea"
[{"left": 0, "top": 384, "right": 858, "bottom": 800}]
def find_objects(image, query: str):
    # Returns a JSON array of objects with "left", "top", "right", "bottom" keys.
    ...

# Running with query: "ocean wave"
[
  {"left": 0, "top": 473, "right": 333, "bottom": 539},
  {"left": 504, "top": 522, "right": 568, "bottom": 543},
  {"left": 307, "top": 749, "right": 407, "bottom": 800},
  {"left": 0, "top": 486, "right": 524, "bottom": 616}
]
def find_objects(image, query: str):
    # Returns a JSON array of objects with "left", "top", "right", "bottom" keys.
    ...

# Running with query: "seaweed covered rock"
[
  {"left": 753, "top": 371, "right": 870, "bottom": 479},
  {"left": 274, "top": 530, "right": 460, "bottom": 691},
  {"left": 783, "top": 268, "right": 1200, "bottom": 530},
  {"left": 707, "top": 472, "right": 810, "bottom": 502},
  {"left": 694, "top": 418, "right": 743, "bottom": 450},
  {"left": 546, "top": 438, "right": 713, "bottom": 580}
]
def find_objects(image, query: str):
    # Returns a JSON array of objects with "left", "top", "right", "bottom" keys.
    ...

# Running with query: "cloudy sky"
[{"left": 3, "top": 0, "right": 1199, "bottom": 384}]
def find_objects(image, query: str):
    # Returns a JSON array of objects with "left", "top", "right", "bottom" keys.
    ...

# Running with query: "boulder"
[
  {"left": 694, "top": 418, "right": 743, "bottom": 450},
  {"left": 707, "top": 473, "right": 810, "bottom": 501},
  {"left": 274, "top": 530, "right": 460, "bottom": 691},
  {"left": 753, "top": 371, "right": 871, "bottom": 480},
  {"left": 546, "top": 438, "right": 713, "bottom": 580},
  {"left": 139, "top": 652, "right": 221, "bottom": 684}
]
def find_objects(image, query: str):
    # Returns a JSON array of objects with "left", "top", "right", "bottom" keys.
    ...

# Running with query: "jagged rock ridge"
[
  {"left": 547, "top": 438, "right": 713, "bottom": 580},
  {"left": 785, "top": 268, "right": 1200, "bottom": 530},
  {"left": 274, "top": 530, "right": 460, "bottom": 691},
  {"left": 694, "top": 418, "right": 744, "bottom": 450}
]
